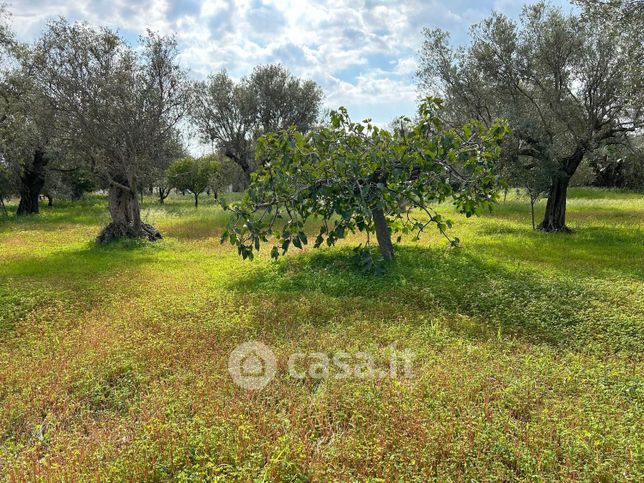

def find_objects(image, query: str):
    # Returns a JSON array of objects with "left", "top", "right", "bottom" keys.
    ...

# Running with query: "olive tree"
[
  {"left": 0, "top": 10, "right": 62, "bottom": 216},
  {"left": 190, "top": 64, "right": 323, "bottom": 181},
  {"left": 64, "top": 167, "right": 97, "bottom": 201},
  {"left": 166, "top": 155, "right": 218, "bottom": 208},
  {"left": 0, "top": 154, "right": 12, "bottom": 216},
  {"left": 0, "top": 74, "right": 69, "bottom": 216},
  {"left": 418, "top": 2, "right": 643, "bottom": 231},
  {"left": 0, "top": 5, "right": 12, "bottom": 122},
  {"left": 222, "top": 98, "right": 508, "bottom": 269},
  {"left": 0, "top": 7, "right": 15, "bottom": 216},
  {"left": 146, "top": 129, "right": 185, "bottom": 205},
  {"left": 33, "top": 20, "right": 188, "bottom": 242},
  {"left": 206, "top": 155, "right": 238, "bottom": 200}
]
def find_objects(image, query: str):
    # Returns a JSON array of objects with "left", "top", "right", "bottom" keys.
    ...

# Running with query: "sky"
[{"left": 7, "top": 0, "right": 574, "bottom": 127}]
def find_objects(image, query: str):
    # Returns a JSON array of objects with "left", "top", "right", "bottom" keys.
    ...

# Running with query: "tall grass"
[{"left": 0, "top": 188, "right": 642, "bottom": 480}]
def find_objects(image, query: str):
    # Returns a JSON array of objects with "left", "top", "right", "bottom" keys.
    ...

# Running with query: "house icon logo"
[{"left": 228, "top": 341, "right": 277, "bottom": 390}]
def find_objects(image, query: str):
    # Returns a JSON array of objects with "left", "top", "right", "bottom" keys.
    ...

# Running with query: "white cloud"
[{"left": 4, "top": 0, "right": 571, "bottom": 125}]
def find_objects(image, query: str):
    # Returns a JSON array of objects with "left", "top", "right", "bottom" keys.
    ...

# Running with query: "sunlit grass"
[{"left": 0, "top": 188, "right": 642, "bottom": 480}]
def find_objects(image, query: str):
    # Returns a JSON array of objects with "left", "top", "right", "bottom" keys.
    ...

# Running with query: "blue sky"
[{"left": 8, "top": 0, "right": 574, "bottom": 127}]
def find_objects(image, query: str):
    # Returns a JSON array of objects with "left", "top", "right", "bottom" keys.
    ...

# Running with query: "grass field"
[{"left": 0, "top": 188, "right": 642, "bottom": 480}]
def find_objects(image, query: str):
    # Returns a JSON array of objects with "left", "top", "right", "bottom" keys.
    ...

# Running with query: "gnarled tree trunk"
[
  {"left": 225, "top": 147, "right": 252, "bottom": 186},
  {"left": 97, "top": 178, "right": 162, "bottom": 244},
  {"left": 158, "top": 186, "right": 171, "bottom": 204},
  {"left": 16, "top": 149, "right": 48, "bottom": 216},
  {"left": 372, "top": 207, "right": 394, "bottom": 261},
  {"left": 539, "top": 175, "right": 570, "bottom": 232},
  {"left": 539, "top": 172, "right": 571, "bottom": 232},
  {"left": 538, "top": 146, "right": 585, "bottom": 232}
]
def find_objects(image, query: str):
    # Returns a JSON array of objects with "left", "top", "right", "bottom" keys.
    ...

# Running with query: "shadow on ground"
[
  {"left": 227, "top": 246, "right": 642, "bottom": 354},
  {"left": 473, "top": 223, "right": 643, "bottom": 280},
  {"left": 0, "top": 239, "right": 163, "bottom": 280}
]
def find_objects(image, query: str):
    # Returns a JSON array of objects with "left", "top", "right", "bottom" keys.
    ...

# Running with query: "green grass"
[{"left": 0, "top": 189, "right": 642, "bottom": 480}]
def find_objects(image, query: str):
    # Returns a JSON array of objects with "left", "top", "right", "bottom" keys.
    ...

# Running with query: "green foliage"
[
  {"left": 166, "top": 155, "right": 220, "bottom": 206},
  {"left": 588, "top": 136, "right": 644, "bottom": 190},
  {"left": 0, "top": 156, "right": 12, "bottom": 213},
  {"left": 0, "top": 189, "right": 642, "bottom": 480},
  {"left": 207, "top": 155, "right": 238, "bottom": 196},
  {"left": 222, "top": 98, "right": 509, "bottom": 265},
  {"left": 64, "top": 167, "right": 97, "bottom": 201},
  {"left": 419, "top": 1, "right": 644, "bottom": 229},
  {"left": 190, "top": 64, "right": 324, "bottom": 179}
]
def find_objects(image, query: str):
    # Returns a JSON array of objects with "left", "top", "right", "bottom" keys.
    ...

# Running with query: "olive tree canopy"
[
  {"left": 33, "top": 20, "right": 188, "bottom": 242},
  {"left": 166, "top": 155, "right": 219, "bottom": 208},
  {"left": 190, "top": 64, "right": 323, "bottom": 181},
  {"left": 418, "top": 1, "right": 643, "bottom": 231},
  {"left": 0, "top": 9, "right": 67, "bottom": 216}
]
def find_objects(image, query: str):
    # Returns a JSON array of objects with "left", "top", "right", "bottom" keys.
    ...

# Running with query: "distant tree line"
[{"left": 1, "top": 0, "right": 642, "bottom": 245}]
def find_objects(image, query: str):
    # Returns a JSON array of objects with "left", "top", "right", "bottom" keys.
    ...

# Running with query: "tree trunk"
[
  {"left": 538, "top": 173, "right": 571, "bottom": 232},
  {"left": 16, "top": 149, "right": 48, "bottom": 216},
  {"left": 0, "top": 197, "right": 7, "bottom": 217},
  {"left": 46, "top": 195, "right": 53, "bottom": 207},
  {"left": 225, "top": 148, "right": 252, "bottom": 183},
  {"left": 97, "top": 179, "right": 162, "bottom": 244},
  {"left": 538, "top": 145, "right": 585, "bottom": 233},
  {"left": 194, "top": 193, "right": 199, "bottom": 208},
  {"left": 530, "top": 199, "right": 536, "bottom": 230},
  {"left": 372, "top": 208, "right": 394, "bottom": 261},
  {"left": 158, "top": 186, "right": 170, "bottom": 204}
]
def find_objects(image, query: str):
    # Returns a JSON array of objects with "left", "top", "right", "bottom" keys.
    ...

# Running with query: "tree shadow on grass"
[
  {"left": 0, "top": 198, "right": 110, "bottom": 233},
  {"left": 0, "top": 239, "right": 162, "bottom": 280},
  {"left": 474, "top": 223, "right": 643, "bottom": 281},
  {"left": 0, "top": 241, "right": 165, "bottom": 335},
  {"left": 226, "top": 246, "right": 642, "bottom": 353}
]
